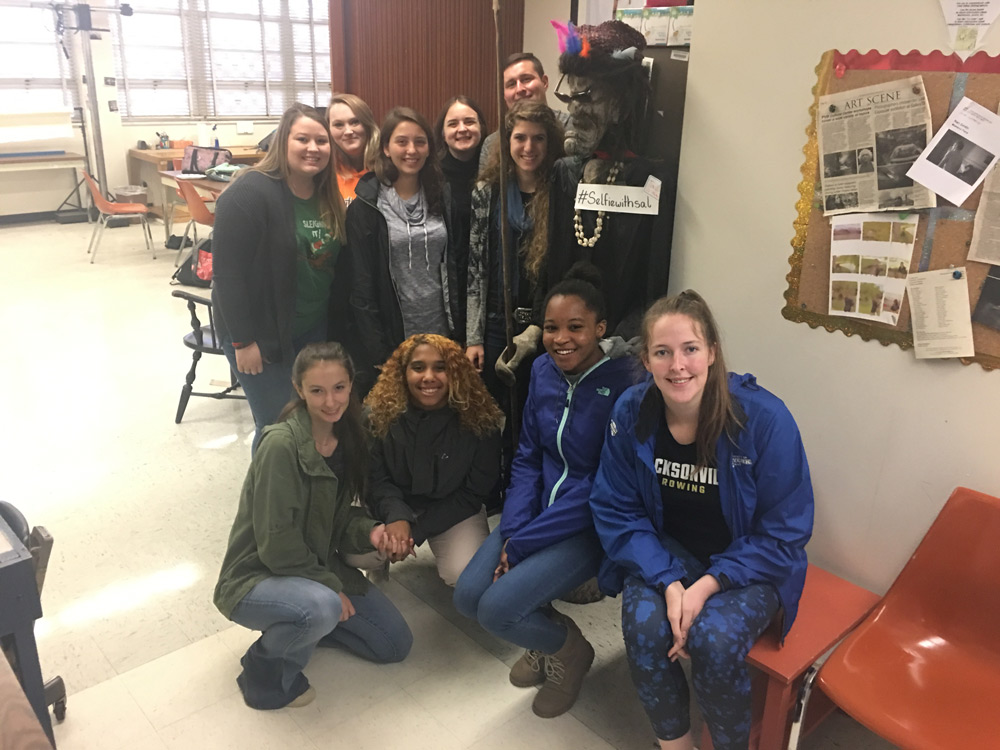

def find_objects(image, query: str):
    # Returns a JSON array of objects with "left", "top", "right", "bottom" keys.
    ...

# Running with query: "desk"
[
  {"left": 158, "top": 170, "right": 226, "bottom": 245},
  {"left": 0, "top": 152, "right": 85, "bottom": 217},
  {"left": 128, "top": 146, "right": 262, "bottom": 218},
  {"left": 0, "top": 515, "right": 54, "bottom": 747}
]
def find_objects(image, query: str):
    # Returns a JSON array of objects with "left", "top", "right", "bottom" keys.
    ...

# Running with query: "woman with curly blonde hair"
[{"left": 364, "top": 334, "right": 503, "bottom": 586}]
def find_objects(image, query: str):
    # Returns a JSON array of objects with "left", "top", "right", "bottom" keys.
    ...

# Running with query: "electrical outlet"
[{"left": 236, "top": 121, "right": 254, "bottom": 134}]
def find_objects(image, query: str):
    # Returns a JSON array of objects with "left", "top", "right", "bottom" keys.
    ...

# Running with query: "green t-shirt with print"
[{"left": 293, "top": 194, "right": 341, "bottom": 336}]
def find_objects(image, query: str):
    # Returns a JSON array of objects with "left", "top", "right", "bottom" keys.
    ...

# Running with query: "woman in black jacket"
[
  {"left": 364, "top": 333, "right": 503, "bottom": 585},
  {"left": 346, "top": 108, "right": 459, "bottom": 394},
  {"left": 435, "top": 95, "right": 487, "bottom": 343},
  {"left": 212, "top": 102, "right": 345, "bottom": 451}
]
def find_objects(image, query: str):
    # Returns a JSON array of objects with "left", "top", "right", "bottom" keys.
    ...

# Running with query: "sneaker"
[
  {"left": 531, "top": 615, "right": 595, "bottom": 718},
  {"left": 286, "top": 685, "right": 316, "bottom": 708},
  {"left": 509, "top": 649, "right": 546, "bottom": 688}
]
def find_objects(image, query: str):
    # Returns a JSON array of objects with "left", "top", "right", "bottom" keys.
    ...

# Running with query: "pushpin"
[
  {"left": 828, "top": 104, "right": 837, "bottom": 113},
  {"left": 953, "top": 269, "right": 963, "bottom": 279},
  {"left": 913, "top": 86, "right": 921, "bottom": 95}
]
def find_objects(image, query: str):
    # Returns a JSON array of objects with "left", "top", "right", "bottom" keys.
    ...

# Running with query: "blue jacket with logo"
[
  {"left": 590, "top": 372, "right": 813, "bottom": 636},
  {"left": 499, "top": 352, "right": 637, "bottom": 566}
]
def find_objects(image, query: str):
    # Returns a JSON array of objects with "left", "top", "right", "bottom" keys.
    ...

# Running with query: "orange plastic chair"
[
  {"left": 174, "top": 179, "right": 216, "bottom": 266},
  {"left": 789, "top": 486, "right": 1000, "bottom": 750},
  {"left": 82, "top": 172, "right": 154, "bottom": 263}
]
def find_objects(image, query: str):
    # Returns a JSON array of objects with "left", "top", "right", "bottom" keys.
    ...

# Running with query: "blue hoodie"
[
  {"left": 499, "top": 352, "right": 637, "bottom": 566},
  {"left": 590, "top": 373, "right": 814, "bottom": 637}
]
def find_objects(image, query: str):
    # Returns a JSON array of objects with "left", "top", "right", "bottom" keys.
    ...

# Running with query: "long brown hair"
[
  {"left": 480, "top": 101, "right": 565, "bottom": 280},
  {"left": 278, "top": 341, "right": 368, "bottom": 500},
  {"left": 328, "top": 93, "right": 380, "bottom": 172},
  {"left": 373, "top": 107, "right": 444, "bottom": 216},
  {"left": 640, "top": 291, "right": 744, "bottom": 471},
  {"left": 250, "top": 102, "right": 346, "bottom": 243},
  {"left": 365, "top": 334, "right": 504, "bottom": 439}
]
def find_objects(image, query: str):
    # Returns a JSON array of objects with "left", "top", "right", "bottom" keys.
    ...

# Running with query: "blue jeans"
[
  {"left": 453, "top": 526, "right": 602, "bottom": 653},
  {"left": 620, "top": 534, "right": 779, "bottom": 748},
  {"left": 229, "top": 576, "right": 412, "bottom": 709},
  {"left": 222, "top": 320, "right": 327, "bottom": 454}
]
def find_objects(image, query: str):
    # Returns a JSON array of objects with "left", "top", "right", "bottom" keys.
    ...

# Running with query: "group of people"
[{"left": 210, "top": 24, "right": 814, "bottom": 750}]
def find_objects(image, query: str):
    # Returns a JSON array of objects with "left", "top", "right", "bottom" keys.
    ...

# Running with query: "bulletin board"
[{"left": 782, "top": 49, "right": 1000, "bottom": 371}]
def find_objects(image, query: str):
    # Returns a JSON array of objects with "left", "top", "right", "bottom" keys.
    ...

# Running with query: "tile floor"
[{"left": 1, "top": 219, "right": 896, "bottom": 749}]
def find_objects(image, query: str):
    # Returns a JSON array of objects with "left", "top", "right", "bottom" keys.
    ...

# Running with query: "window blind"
[
  {"left": 0, "top": 3, "right": 80, "bottom": 116},
  {"left": 112, "top": 0, "right": 331, "bottom": 120}
]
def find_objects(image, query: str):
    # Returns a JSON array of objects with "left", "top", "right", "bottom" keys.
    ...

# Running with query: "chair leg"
[
  {"left": 89, "top": 216, "right": 108, "bottom": 264},
  {"left": 86, "top": 214, "right": 102, "bottom": 256},
  {"left": 142, "top": 216, "right": 155, "bottom": 259},
  {"left": 175, "top": 384, "right": 193, "bottom": 423},
  {"left": 787, "top": 665, "right": 820, "bottom": 750},
  {"left": 175, "top": 219, "right": 195, "bottom": 266},
  {"left": 176, "top": 350, "right": 202, "bottom": 423}
]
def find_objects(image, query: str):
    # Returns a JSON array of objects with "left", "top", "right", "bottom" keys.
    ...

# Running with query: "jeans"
[
  {"left": 453, "top": 526, "right": 602, "bottom": 654},
  {"left": 620, "top": 533, "right": 779, "bottom": 748},
  {"left": 229, "top": 575, "right": 412, "bottom": 709},
  {"left": 222, "top": 319, "right": 327, "bottom": 454}
]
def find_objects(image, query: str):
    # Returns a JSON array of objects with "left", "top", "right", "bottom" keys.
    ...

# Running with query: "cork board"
[{"left": 782, "top": 49, "right": 1000, "bottom": 371}]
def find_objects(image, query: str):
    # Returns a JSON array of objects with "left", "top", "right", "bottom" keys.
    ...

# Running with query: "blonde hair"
[
  {"left": 365, "top": 334, "right": 504, "bottom": 439},
  {"left": 328, "top": 93, "right": 380, "bottom": 172}
]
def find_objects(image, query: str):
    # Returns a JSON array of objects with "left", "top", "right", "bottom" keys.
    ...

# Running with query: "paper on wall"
[
  {"left": 906, "top": 268, "right": 976, "bottom": 358},
  {"left": 907, "top": 97, "right": 1000, "bottom": 207},
  {"left": 828, "top": 213, "right": 917, "bottom": 325},
  {"left": 818, "top": 77, "right": 935, "bottom": 216},
  {"left": 972, "top": 264, "right": 1000, "bottom": 331},
  {"left": 938, "top": 0, "right": 1000, "bottom": 51},
  {"left": 967, "top": 153, "right": 1000, "bottom": 263}
]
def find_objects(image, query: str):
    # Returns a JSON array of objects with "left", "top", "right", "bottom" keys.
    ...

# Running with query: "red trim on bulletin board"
[{"left": 833, "top": 49, "right": 1000, "bottom": 76}]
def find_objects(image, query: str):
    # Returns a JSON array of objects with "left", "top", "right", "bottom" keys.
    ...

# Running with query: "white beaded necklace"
[{"left": 573, "top": 160, "right": 623, "bottom": 248}]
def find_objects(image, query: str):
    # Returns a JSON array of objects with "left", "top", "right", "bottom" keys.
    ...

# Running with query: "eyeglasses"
[{"left": 553, "top": 74, "right": 592, "bottom": 104}]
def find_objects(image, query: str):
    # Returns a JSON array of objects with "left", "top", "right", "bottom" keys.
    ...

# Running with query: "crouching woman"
[
  {"left": 364, "top": 334, "right": 504, "bottom": 585},
  {"left": 214, "top": 342, "right": 412, "bottom": 710},
  {"left": 590, "top": 291, "right": 813, "bottom": 750}
]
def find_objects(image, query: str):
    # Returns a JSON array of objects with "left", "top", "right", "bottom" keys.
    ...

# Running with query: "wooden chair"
[
  {"left": 174, "top": 179, "right": 216, "bottom": 267},
  {"left": 698, "top": 564, "right": 879, "bottom": 750},
  {"left": 0, "top": 501, "right": 67, "bottom": 729},
  {"left": 788, "top": 487, "right": 1000, "bottom": 750},
  {"left": 171, "top": 290, "right": 245, "bottom": 423},
  {"left": 82, "top": 172, "right": 154, "bottom": 263}
]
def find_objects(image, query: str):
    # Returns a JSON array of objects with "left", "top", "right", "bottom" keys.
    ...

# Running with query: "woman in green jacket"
[{"left": 214, "top": 342, "right": 412, "bottom": 710}]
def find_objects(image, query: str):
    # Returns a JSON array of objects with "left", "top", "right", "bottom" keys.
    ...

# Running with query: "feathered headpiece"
[{"left": 553, "top": 19, "right": 645, "bottom": 78}]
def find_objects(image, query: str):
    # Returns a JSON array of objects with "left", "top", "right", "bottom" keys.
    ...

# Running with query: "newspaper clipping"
[
  {"left": 828, "top": 213, "right": 918, "bottom": 326},
  {"left": 818, "top": 77, "right": 936, "bottom": 216}
]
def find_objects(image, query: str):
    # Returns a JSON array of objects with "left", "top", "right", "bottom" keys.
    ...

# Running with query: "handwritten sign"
[{"left": 574, "top": 184, "right": 659, "bottom": 215}]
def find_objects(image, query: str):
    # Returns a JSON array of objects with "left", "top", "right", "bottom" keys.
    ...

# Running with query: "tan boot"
[
  {"left": 509, "top": 649, "right": 546, "bottom": 687},
  {"left": 531, "top": 615, "right": 595, "bottom": 718}
]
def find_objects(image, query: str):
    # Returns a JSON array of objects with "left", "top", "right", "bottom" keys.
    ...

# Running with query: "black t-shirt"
[
  {"left": 486, "top": 190, "right": 535, "bottom": 327},
  {"left": 323, "top": 443, "right": 344, "bottom": 476},
  {"left": 654, "top": 421, "right": 731, "bottom": 570}
]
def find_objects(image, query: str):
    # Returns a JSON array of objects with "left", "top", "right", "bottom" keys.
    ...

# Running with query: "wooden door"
[{"left": 329, "top": 0, "right": 524, "bottom": 130}]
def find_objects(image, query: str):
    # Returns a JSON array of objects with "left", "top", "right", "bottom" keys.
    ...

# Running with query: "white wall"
[
  {"left": 522, "top": 0, "right": 571, "bottom": 115},
  {"left": 675, "top": 0, "right": 1000, "bottom": 593}
]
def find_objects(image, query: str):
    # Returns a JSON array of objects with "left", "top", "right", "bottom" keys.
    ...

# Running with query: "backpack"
[{"left": 170, "top": 238, "right": 213, "bottom": 288}]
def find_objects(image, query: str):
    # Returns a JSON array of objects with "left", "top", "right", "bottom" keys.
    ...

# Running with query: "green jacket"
[{"left": 214, "top": 407, "right": 377, "bottom": 618}]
